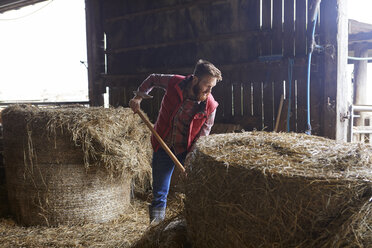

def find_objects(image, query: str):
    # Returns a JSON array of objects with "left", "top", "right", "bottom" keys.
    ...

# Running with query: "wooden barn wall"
[{"left": 98, "top": 0, "right": 328, "bottom": 135}]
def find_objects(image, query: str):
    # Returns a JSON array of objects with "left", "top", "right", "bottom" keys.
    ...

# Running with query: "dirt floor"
[{"left": 0, "top": 193, "right": 184, "bottom": 248}]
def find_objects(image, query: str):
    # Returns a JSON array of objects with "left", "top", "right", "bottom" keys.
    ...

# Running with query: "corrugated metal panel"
[{"left": 0, "top": 0, "right": 47, "bottom": 13}]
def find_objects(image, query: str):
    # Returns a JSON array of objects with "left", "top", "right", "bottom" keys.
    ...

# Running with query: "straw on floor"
[{"left": 0, "top": 194, "right": 185, "bottom": 248}]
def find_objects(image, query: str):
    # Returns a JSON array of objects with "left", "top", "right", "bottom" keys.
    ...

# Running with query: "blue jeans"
[{"left": 151, "top": 148, "right": 187, "bottom": 209}]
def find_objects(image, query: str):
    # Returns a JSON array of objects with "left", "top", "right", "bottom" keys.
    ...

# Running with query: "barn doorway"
[
  {"left": 348, "top": 0, "right": 372, "bottom": 143},
  {"left": 0, "top": 0, "right": 88, "bottom": 103}
]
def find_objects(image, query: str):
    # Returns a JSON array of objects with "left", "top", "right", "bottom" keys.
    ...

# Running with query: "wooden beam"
[
  {"left": 354, "top": 46, "right": 371, "bottom": 127},
  {"left": 102, "top": 59, "right": 310, "bottom": 88},
  {"left": 349, "top": 19, "right": 372, "bottom": 35},
  {"left": 320, "top": 0, "right": 349, "bottom": 141},
  {"left": 105, "top": 29, "right": 277, "bottom": 55},
  {"left": 283, "top": 0, "right": 295, "bottom": 57},
  {"left": 85, "top": 0, "right": 105, "bottom": 106},
  {"left": 105, "top": 0, "right": 224, "bottom": 23},
  {"left": 0, "top": 0, "right": 47, "bottom": 13},
  {"left": 349, "top": 42, "right": 372, "bottom": 52},
  {"left": 295, "top": 0, "right": 307, "bottom": 57},
  {"left": 349, "top": 31, "right": 372, "bottom": 43}
]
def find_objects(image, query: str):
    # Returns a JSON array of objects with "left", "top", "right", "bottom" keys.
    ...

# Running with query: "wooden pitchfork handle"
[{"left": 136, "top": 110, "right": 186, "bottom": 174}]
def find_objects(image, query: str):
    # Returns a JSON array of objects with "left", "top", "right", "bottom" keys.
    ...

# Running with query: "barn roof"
[
  {"left": 349, "top": 19, "right": 372, "bottom": 59},
  {"left": 0, "top": 0, "right": 47, "bottom": 14}
]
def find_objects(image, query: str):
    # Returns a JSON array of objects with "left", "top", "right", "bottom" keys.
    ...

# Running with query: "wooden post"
[
  {"left": 353, "top": 46, "right": 370, "bottom": 142},
  {"left": 85, "top": 0, "right": 105, "bottom": 106},
  {"left": 354, "top": 46, "right": 369, "bottom": 121},
  {"left": 320, "top": 0, "right": 349, "bottom": 141}
]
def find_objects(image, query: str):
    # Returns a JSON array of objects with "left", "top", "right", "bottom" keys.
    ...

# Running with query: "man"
[{"left": 129, "top": 59, "right": 222, "bottom": 223}]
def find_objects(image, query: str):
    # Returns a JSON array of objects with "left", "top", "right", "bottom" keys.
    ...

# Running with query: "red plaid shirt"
[{"left": 135, "top": 74, "right": 216, "bottom": 154}]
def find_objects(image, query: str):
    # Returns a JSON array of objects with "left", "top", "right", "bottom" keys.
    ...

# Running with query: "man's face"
[{"left": 192, "top": 75, "right": 217, "bottom": 102}]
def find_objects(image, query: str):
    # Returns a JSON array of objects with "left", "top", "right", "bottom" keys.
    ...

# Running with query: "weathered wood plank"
[
  {"left": 105, "top": 2, "right": 235, "bottom": 50},
  {"left": 223, "top": 71, "right": 233, "bottom": 118},
  {"left": 243, "top": 0, "right": 260, "bottom": 60},
  {"left": 294, "top": 63, "right": 308, "bottom": 132},
  {"left": 290, "top": 78, "right": 297, "bottom": 131},
  {"left": 107, "top": 43, "right": 197, "bottom": 75},
  {"left": 243, "top": 82, "right": 252, "bottom": 117},
  {"left": 86, "top": 0, "right": 105, "bottom": 106},
  {"left": 103, "top": 0, "right": 221, "bottom": 23},
  {"left": 104, "top": 59, "right": 308, "bottom": 88},
  {"left": 284, "top": 0, "right": 295, "bottom": 57},
  {"left": 231, "top": 67, "right": 241, "bottom": 116},
  {"left": 272, "top": 0, "right": 283, "bottom": 55},
  {"left": 310, "top": 73, "right": 323, "bottom": 135},
  {"left": 109, "top": 87, "right": 126, "bottom": 107},
  {"left": 273, "top": 80, "right": 285, "bottom": 130},
  {"left": 285, "top": 65, "right": 296, "bottom": 132},
  {"left": 108, "top": 87, "right": 118, "bottom": 107},
  {"left": 253, "top": 81, "right": 263, "bottom": 130},
  {"left": 263, "top": 81, "right": 274, "bottom": 131},
  {"left": 233, "top": 82, "right": 242, "bottom": 116},
  {"left": 320, "top": 0, "right": 349, "bottom": 140},
  {"left": 278, "top": 99, "right": 290, "bottom": 132},
  {"left": 213, "top": 80, "right": 225, "bottom": 122},
  {"left": 295, "top": 0, "right": 307, "bottom": 57},
  {"left": 261, "top": 0, "right": 272, "bottom": 56}
]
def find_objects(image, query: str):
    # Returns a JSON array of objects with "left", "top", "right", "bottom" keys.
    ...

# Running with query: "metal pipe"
[
  {"left": 310, "top": 0, "right": 322, "bottom": 22},
  {"left": 353, "top": 105, "right": 372, "bottom": 112},
  {"left": 348, "top": 56, "right": 372, "bottom": 61},
  {"left": 305, "top": 0, "right": 323, "bottom": 135}
]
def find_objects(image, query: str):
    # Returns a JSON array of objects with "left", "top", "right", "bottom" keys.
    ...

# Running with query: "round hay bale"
[
  {"left": 2, "top": 105, "right": 152, "bottom": 226},
  {"left": 185, "top": 131, "right": 372, "bottom": 247}
]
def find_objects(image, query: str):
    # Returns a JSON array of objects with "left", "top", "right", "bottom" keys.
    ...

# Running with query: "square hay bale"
[
  {"left": 185, "top": 132, "right": 372, "bottom": 247},
  {"left": 2, "top": 105, "right": 152, "bottom": 226}
]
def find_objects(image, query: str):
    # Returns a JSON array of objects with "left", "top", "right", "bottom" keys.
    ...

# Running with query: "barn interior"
[{"left": 0, "top": 0, "right": 371, "bottom": 247}]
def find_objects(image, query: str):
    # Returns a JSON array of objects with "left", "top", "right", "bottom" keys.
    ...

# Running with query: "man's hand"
[{"left": 129, "top": 96, "right": 142, "bottom": 113}]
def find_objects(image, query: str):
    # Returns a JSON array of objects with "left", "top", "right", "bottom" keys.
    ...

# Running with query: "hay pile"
[
  {"left": 130, "top": 216, "right": 190, "bottom": 248},
  {"left": 185, "top": 131, "right": 372, "bottom": 247},
  {"left": 131, "top": 193, "right": 188, "bottom": 248},
  {"left": 0, "top": 194, "right": 185, "bottom": 247},
  {"left": 2, "top": 105, "right": 152, "bottom": 226},
  {"left": 0, "top": 198, "right": 149, "bottom": 248}
]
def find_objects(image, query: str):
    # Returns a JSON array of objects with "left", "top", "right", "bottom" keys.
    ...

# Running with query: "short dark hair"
[{"left": 193, "top": 59, "right": 222, "bottom": 82}]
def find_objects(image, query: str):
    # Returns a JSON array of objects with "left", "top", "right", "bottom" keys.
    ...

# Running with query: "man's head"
[{"left": 191, "top": 59, "right": 222, "bottom": 102}]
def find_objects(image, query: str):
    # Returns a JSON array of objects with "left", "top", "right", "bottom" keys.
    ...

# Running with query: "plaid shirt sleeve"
[
  {"left": 134, "top": 74, "right": 174, "bottom": 98},
  {"left": 197, "top": 109, "right": 216, "bottom": 138},
  {"left": 189, "top": 109, "right": 216, "bottom": 151}
]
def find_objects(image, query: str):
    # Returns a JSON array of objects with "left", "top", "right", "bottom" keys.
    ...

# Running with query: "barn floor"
[{"left": 0, "top": 193, "right": 184, "bottom": 248}]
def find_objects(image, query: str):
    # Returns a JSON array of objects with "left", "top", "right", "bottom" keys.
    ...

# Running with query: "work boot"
[{"left": 149, "top": 205, "right": 166, "bottom": 224}]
